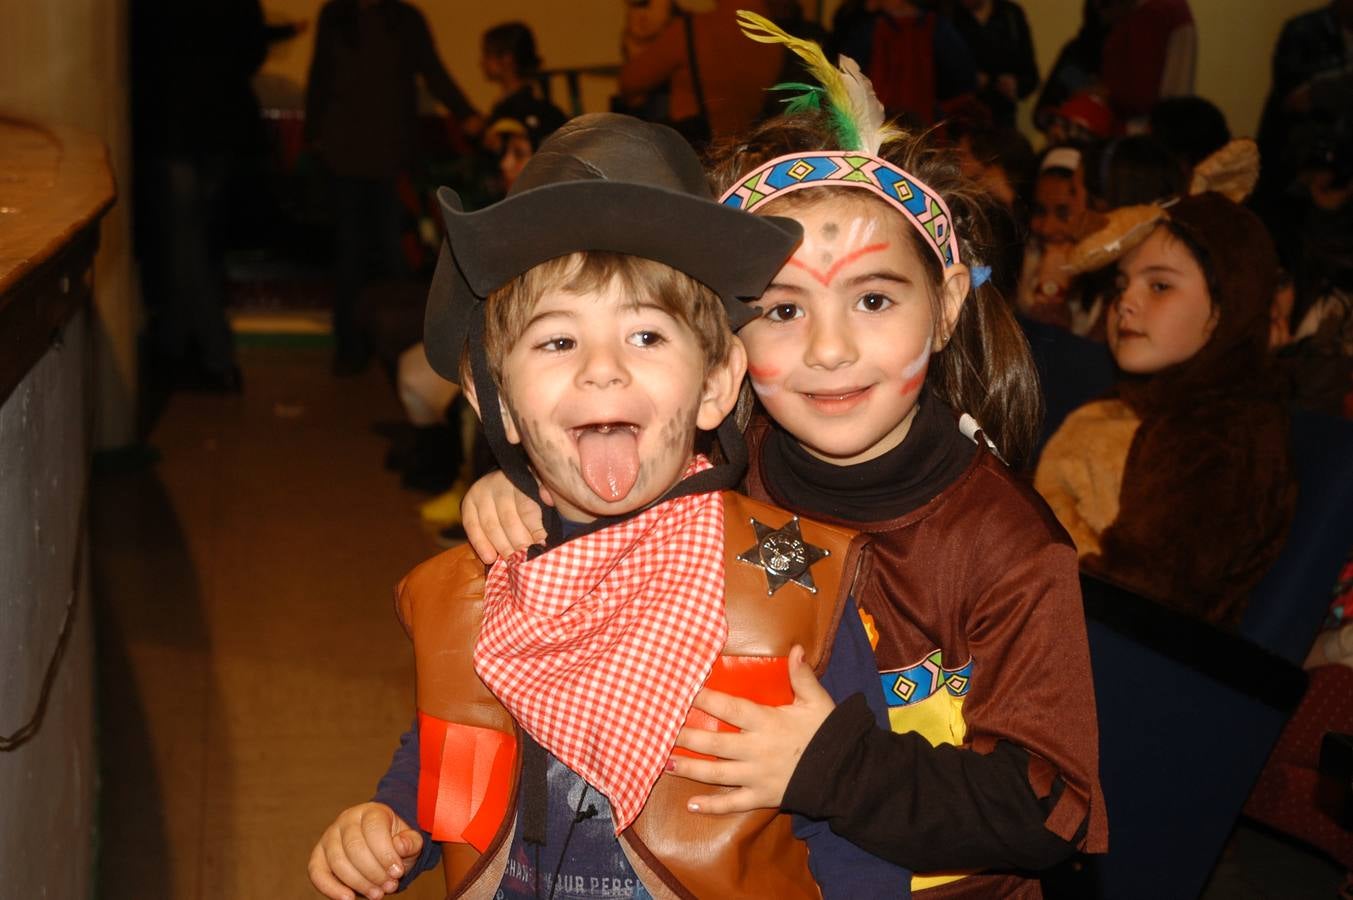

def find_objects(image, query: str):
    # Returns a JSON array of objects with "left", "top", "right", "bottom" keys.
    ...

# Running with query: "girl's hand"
[
  {"left": 461, "top": 471, "right": 549, "bottom": 564},
  {"left": 668, "top": 645, "right": 835, "bottom": 814}
]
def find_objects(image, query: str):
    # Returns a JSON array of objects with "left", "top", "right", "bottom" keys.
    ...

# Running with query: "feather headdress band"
[{"left": 719, "top": 10, "right": 963, "bottom": 270}]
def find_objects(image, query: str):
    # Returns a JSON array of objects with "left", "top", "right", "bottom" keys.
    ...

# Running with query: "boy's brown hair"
[{"left": 466, "top": 251, "right": 735, "bottom": 387}]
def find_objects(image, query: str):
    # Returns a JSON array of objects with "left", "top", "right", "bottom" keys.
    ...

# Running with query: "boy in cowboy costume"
[{"left": 307, "top": 113, "right": 909, "bottom": 900}]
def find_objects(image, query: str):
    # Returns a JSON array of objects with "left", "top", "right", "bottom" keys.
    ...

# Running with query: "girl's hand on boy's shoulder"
[
  {"left": 307, "top": 802, "right": 422, "bottom": 900},
  {"left": 462, "top": 471, "right": 548, "bottom": 564},
  {"left": 668, "top": 646, "right": 835, "bottom": 815}
]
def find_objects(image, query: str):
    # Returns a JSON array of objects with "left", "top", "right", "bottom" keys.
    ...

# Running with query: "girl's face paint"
[
  {"left": 898, "top": 344, "right": 930, "bottom": 397},
  {"left": 747, "top": 362, "right": 782, "bottom": 398},
  {"left": 742, "top": 195, "right": 958, "bottom": 466}
]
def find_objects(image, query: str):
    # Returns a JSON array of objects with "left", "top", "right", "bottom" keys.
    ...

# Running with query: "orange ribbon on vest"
[
  {"left": 417, "top": 711, "right": 517, "bottom": 853},
  {"left": 674, "top": 655, "right": 793, "bottom": 760}
]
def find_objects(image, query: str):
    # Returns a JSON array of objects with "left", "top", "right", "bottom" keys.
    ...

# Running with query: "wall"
[
  {"left": 0, "top": 0, "right": 137, "bottom": 450},
  {"left": 0, "top": 310, "right": 96, "bottom": 898}
]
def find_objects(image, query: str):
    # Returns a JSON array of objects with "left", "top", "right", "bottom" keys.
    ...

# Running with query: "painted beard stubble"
[{"left": 512, "top": 401, "right": 699, "bottom": 508}]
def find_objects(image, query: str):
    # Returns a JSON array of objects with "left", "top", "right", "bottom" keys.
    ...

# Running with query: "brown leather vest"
[{"left": 395, "top": 492, "right": 868, "bottom": 900}]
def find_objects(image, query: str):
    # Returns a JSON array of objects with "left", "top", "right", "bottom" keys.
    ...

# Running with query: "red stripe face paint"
[{"left": 786, "top": 242, "right": 890, "bottom": 287}]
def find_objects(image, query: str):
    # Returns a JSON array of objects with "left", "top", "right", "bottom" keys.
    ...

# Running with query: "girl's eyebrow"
[
  {"left": 1136, "top": 264, "right": 1183, "bottom": 276},
  {"left": 763, "top": 281, "right": 808, "bottom": 294},
  {"left": 841, "top": 270, "right": 912, "bottom": 288}
]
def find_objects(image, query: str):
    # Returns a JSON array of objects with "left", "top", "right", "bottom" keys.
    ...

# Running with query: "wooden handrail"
[
  {"left": 0, "top": 118, "right": 115, "bottom": 296},
  {"left": 0, "top": 117, "right": 115, "bottom": 405}
]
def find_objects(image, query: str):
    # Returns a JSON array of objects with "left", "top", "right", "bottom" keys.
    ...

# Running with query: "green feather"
[
  {"left": 769, "top": 82, "right": 824, "bottom": 114},
  {"left": 829, "top": 106, "right": 861, "bottom": 153}
]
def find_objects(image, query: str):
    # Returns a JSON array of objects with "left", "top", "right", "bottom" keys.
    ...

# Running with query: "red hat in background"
[{"left": 1056, "top": 93, "right": 1115, "bottom": 140}]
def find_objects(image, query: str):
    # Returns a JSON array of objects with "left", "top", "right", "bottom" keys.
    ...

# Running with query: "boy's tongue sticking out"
[{"left": 576, "top": 423, "right": 641, "bottom": 501}]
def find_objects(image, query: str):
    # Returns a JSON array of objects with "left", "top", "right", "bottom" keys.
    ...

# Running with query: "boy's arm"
[
  {"left": 373, "top": 719, "right": 442, "bottom": 889},
  {"left": 792, "top": 603, "right": 911, "bottom": 898}
]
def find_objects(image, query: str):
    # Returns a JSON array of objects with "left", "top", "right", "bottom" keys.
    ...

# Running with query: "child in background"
[
  {"left": 307, "top": 113, "right": 910, "bottom": 900},
  {"left": 1020, "top": 145, "right": 1098, "bottom": 333},
  {"left": 1035, "top": 192, "right": 1296, "bottom": 628},
  {"left": 479, "top": 22, "right": 567, "bottom": 162},
  {"left": 462, "top": 18, "right": 1106, "bottom": 897}
]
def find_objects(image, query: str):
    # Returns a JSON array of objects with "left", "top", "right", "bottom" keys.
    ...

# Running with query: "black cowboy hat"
[{"left": 423, "top": 112, "right": 802, "bottom": 381}]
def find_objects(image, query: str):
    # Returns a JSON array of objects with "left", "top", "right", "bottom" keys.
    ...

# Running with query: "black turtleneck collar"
[{"left": 759, "top": 393, "right": 977, "bottom": 524}]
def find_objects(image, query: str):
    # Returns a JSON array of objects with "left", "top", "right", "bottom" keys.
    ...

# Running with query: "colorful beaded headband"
[{"left": 719, "top": 151, "right": 962, "bottom": 269}]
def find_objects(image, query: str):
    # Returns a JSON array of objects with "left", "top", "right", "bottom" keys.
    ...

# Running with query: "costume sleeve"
[
  {"left": 407, "top": 7, "right": 476, "bottom": 121},
  {"left": 1157, "top": 23, "right": 1196, "bottom": 99},
  {"left": 373, "top": 718, "right": 443, "bottom": 889},
  {"left": 783, "top": 698, "right": 1079, "bottom": 871},
  {"left": 792, "top": 602, "right": 912, "bottom": 896},
  {"left": 617, "top": 17, "right": 684, "bottom": 100},
  {"left": 783, "top": 538, "right": 1103, "bottom": 870},
  {"left": 1033, "top": 409, "right": 1111, "bottom": 558},
  {"left": 303, "top": 4, "right": 337, "bottom": 145}
]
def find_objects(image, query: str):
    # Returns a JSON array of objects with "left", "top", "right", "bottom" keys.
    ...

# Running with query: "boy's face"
[{"left": 479, "top": 277, "right": 745, "bottom": 523}]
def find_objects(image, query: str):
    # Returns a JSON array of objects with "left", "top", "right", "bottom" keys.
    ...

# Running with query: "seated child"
[
  {"left": 307, "top": 113, "right": 910, "bottom": 900},
  {"left": 1035, "top": 191, "right": 1297, "bottom": 627},
  {"left": 1019, "top": 145, "right": 1099, "bottom": 334}
]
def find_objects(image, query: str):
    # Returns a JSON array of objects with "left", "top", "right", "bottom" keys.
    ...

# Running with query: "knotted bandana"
[{"left": 473, "top": 457, "right": 727, "bottom": 831}]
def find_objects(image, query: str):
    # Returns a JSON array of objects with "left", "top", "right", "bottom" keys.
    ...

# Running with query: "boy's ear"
[
  {"left": 463, "top": 374, "right": 522, "bottom": 445},
  {"left": 933, "top": 264, "right": 972, "bottom": 352},
  {"left": 696, "top": 337, "right": 748, "bottom": 431}
]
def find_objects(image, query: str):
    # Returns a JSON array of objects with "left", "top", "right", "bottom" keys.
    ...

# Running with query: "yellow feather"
[
  {"left": 735, "top": 8, "right": 898, "bottom": 154},
  {"left": 735, "top": 10, "right": 851, "bottom": 112}
]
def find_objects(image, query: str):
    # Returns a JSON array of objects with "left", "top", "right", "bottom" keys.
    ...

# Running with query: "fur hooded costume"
[{"left": 1036, "top": 192, "right": 1297, "bottom": 628}]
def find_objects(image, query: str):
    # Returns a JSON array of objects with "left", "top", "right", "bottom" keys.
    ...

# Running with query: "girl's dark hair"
[
  {"left": 482, "top": 22, "right": 541, "bottom": 75},
  {"left": 706, "top": 112, "right": 1044, "bottom": 468}
]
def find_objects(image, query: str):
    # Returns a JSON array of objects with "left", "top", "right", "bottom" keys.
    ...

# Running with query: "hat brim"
[{"left": 424, "top": 183, "right": 802, "bottom": 382}]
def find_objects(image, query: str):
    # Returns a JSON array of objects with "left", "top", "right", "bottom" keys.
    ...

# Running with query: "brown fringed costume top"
[{"left": 748, "top": 401, "right": 1107, "bottom": 899}]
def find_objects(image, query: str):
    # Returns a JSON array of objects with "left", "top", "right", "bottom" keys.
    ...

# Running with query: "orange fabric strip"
[
  {"left": 674, "top": 655, "right": 792, "bottom": 760},
  {"left": 417, "top": 710, "right": 516, "bottom": 852}
]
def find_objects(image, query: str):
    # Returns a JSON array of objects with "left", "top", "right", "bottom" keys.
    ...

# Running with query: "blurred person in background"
[
  {"left": 832, "top": 0, "right": 978, "bottom": 126},
  {"left": 1033, "top": 0, "right": 1109, "bottom": 134},
  {"left": 944, "top": 0, "right": 1038, "bottom": 128},
  {"left": 1035, "top": 192, "right": 1295, "bottom": 629},
  {"left": 1255, "top": 0, "right": 1353, "bottom": 227},
  {"left": 617, "top": 0, "right": 783, "bottom": 145},
  {"left": 304, "top": 0, "right": 482, "bottom": 375},
  {"left": 1020, "top": 146, "right": 1099, "bottom": 332},
  {"left": 132, "top": 0, "right": 303, "bottom": 393},
  {"left": 479, "top": 21, "right": 567, "bottom": 162},
  {"left": 1097, "top": 0, "right": 1196, "bottom": 130}
]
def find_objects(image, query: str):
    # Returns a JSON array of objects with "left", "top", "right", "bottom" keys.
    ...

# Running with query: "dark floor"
[
  {"left": 90, "top": 342, "right": 1346, "bottom": 899},
  {"left": 92, "top": 344, "right": 445, "bottom": 900}
]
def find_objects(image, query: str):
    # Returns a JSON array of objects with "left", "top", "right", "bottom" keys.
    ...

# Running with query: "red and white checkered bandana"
[{"left": 473, "top": 457, "right": 727, "bottom": 832}]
